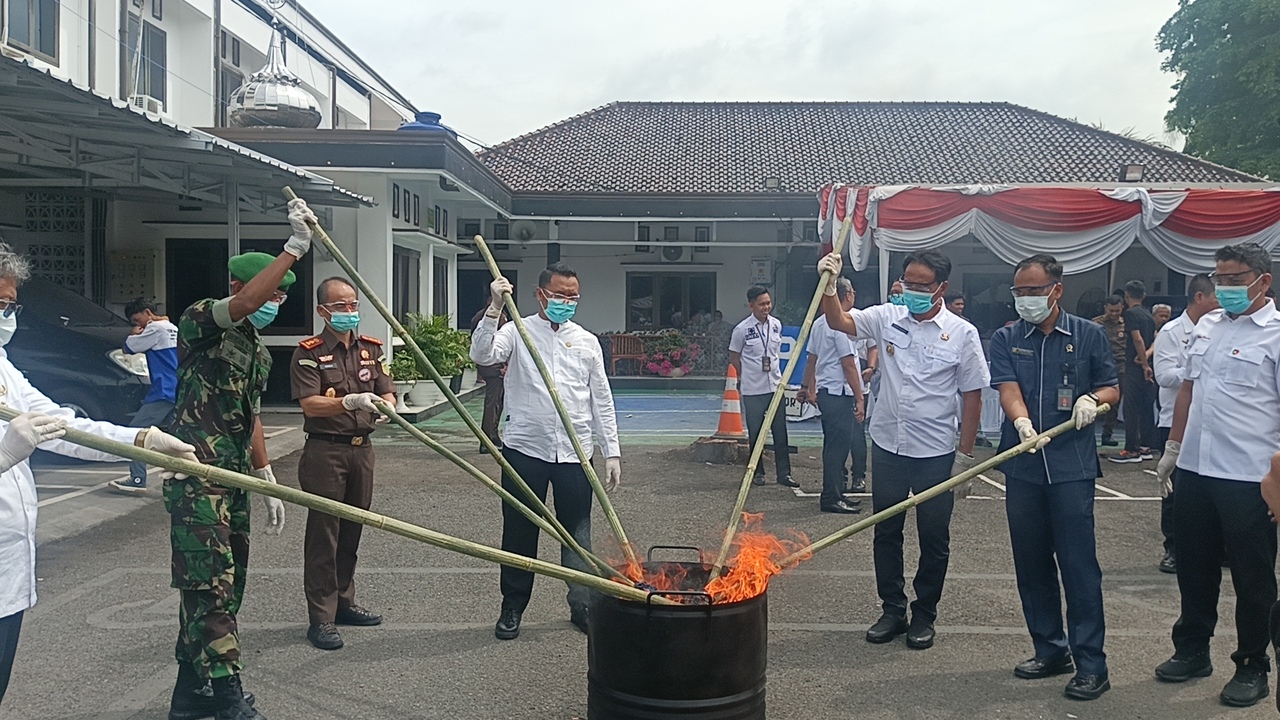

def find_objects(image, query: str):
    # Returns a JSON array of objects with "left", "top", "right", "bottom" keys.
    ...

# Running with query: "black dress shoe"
[
  {"left": 1014, "top": 654, "right": 1075, "bottom": 679},
  {"left": 905, "top": 617, "right": 935, "bottom": 649},
  {"left": 1155, "top": 651, "right": 1213, "bottom": 682},
  {"left": 495, "top": 607, "right": 522, "bottom": 640},
  {"left": 1159, "top": 552, "right": 1177, "bottom": 574},
  {"left": 307, "top": 622, "right": 343, "bottom": 650},
  {"left": 820, "top": 499, "right": 861, "bottom": 514},
  {"left": 1064, "top": 673, "right": 1110, "bottom": 700},
  {"left": 570, "top": 606, "right": 589, "bottom": 635},
  {"left": 777, "top": 475, "right": 800, "bottom": 488},
  {"left": 850, "top": 477, "right": 866, "bottom": 492},
  {"left": 752, "top": 475, "right": 766, "bottom": 486},
  {"left": 335, "top": 605, "right": 383, "bottom": 626},
  {"left": 1220, "top": 661, "right": 1270, "bottom": 707},
  {"left": 865, "top": 613, "right": 907, "bottom": 644}
]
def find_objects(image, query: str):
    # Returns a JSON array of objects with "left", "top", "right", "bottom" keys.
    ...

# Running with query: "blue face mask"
[
  {"left": 902, "top": 289, "right": 937, "bottom": 315},
  {"left": 545, "top": 299, "right": 577, "bottom": 324},
  {"left": 1215, "top": 279, "right": 1259, "bottom": 315},
  {"left": 328, "top": 311, "right": 360, "bottom": 332},
  {"left": 247, "top": 301, "right": 280, "bottom": 329},
  {"left": 889, "top": 293, "right": 906, "bottom": 307}
]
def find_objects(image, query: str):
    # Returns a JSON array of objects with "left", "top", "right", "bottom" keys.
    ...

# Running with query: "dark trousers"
[
  {"left": 1005, "top": 476, "right": 1107, "bottom": 675},
  {"left": 871, "top": 443, "right": 955, "bottom": 622},
  {"left": 1172, "top": 470, "right": 1278, "bottom": 665},
  {"left": 478, "top": 366, "right": 505, "bottom": 444},
  {"left": 1100, "top": 369, "right": 1122, "bottom": 439},
  {"left": 850, "top": 401, "right": 867, "bottom": 483},
  {"left": 1158, "top": 426, "right": 1175, "bottom": 554},
  {"left": 0, "top": 610, "right": 22, "bottom": 707},
  {"left": 817, "top": 390, "right": 854, "bottom": 505},
  {"left": 742, "top": 393, "right": 791, "bottom": 480},
  {"left": 298, "top": 438, "right": 375, "bottom": 625},
  {"left": 1123, "top": 371, "right": 1157, "bottom": 452},
  {"left": 129, "top": 399, "right": 175, "bottom": 483},
  {"left": 499, "top": 447, "right": 594, "bottom": 613}
]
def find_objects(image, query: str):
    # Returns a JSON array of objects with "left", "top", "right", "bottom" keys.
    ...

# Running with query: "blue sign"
[{"left": 778, "top": 325, "right": 809, "bottom": 379}]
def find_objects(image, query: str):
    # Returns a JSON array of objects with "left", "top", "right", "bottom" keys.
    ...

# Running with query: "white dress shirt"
[
  {"left": 810, "top": 315, "right": 860, "bottom": 395},
  {"left": 1152, "top": 311, "right": 1197, "bottom": 429},
  {"left": 1178, "top": 301, "right": 1280, "bottom": 483},
  {"left": 0, "top": 350, "right": 134, "bottom": 619},
  {"left": 848, "top": 304, "right": 990, "bottom": 458},
  {"left": 470, "top": 313, "right": 620, "bottom": 463},
  {"left": 729, "top": 315, "right": 783, "bottom": 396}
]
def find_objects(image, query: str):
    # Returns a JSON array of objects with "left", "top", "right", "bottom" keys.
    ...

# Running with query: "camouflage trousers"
[{"left": 164, "top": 475, "right": 251, "bottom": 680}]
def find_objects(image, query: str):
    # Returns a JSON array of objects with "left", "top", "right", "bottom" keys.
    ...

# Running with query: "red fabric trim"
[
  {"left": 877, "top": 188, "right": 1140, "bottom": 231},
  {"left": 1161, "top": 190, "right": 1280, "bottom": 239}
]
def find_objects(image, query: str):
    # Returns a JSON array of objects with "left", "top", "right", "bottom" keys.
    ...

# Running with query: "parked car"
[{"left": 5, "top": 278, "right": 150, "bottom": 424}]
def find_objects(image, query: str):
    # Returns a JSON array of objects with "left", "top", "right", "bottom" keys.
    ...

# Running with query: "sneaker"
[
  {"left": 306, "top": 622, "right": 343, "bottom": 651},
  {"left": 1100, "top": 436, "right": 1119, "bottom": 447},
  {"left": 1108, "top": 450, "right": 1145, "bottom": 464},
  {"left": 1159, "top": 553, "right": 1177, "bottom": 574},
  {"left": 1220, "top": 660, "right": 1270, "bottom": 707},
  {"left": 1140, "top": 448, "right": 1155, "bottom": 461},
  {"left": 108, "top": 477, "right": 148, "bottom": 495}
]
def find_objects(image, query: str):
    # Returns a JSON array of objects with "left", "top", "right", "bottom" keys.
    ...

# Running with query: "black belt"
[{"left": 306, "top": 433, "right": 371, "bottom": 446}]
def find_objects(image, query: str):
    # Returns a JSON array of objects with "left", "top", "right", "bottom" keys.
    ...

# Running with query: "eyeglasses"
[
  {"left": 0, "top": 300, "right": 22, "bottom": 318},
  {"left": 1208, "top": 270, "right": 1261, "bottom": 287},
  {"left": 270, "top": 291, "right": 288, "bottom": 303},
  {"left": 1010, "top": 282, "right": 1059, "bottom": 298},
  {"left": 897, "top": 277, "right": 938, "bottom": 294},
  {"left": 320, "top": 301, "right": 359, "bottom": 312},
  {"left": 541, "top": 290, "right": 580, "bottom": 303}
]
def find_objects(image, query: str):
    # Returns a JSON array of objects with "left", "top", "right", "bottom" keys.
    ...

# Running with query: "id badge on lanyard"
[
  {"left": 758, "top": 321, "right": 772, "bottom": 373},
  {"left": 1056, "top": 363, "right": 1074, "bottom": 412}
]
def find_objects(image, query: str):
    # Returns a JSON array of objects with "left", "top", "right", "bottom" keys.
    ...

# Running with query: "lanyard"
[{"left": 756, "top": 319, "right": 771, "bottom": 350}]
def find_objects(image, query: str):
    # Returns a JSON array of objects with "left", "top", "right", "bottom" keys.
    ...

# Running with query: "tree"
[{"left": 1157, "top": 0, "right": 1280, "bottom": 179}]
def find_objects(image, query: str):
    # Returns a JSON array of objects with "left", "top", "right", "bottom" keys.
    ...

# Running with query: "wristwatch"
[{"left": 1086, "top": 392, "right": 1101, "bottom": 403}]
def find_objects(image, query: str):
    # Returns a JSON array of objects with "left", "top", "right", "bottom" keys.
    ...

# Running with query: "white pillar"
[
  {"left": 354, "top": 177, "right": 392, "bottom": 346},
  {"left": 878, "top": 245, "right": 891, "bottom": 302}
]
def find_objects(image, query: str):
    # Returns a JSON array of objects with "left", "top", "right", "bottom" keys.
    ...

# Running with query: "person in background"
[
  {"left": 850, "top": 338, "right": 876, "bottom": 491},
  {"left": 800, "top": 277, "right": 863, "bottom": 515},
  {"left": 1150, "top": 276, "right": 1218, "bottom": 576},
  {"left": 989, "top": 253, "right": 1119, "bottom": 701},
  {"left": 470, "top": 302, "right": 509, "bottom": 454},
  {"left": 730, "top": 287, "right": 797, "bottom": 488},
  {"left": 708, "top": 310, "right": 732, "bottom": 337},
  {"left": 1153, "top": 304, "right": 1173, "bottom": 331},
  {"left": 1110, "top": 281, "right": 1157, "bottom": 463},
  {"left": 1091, "top": 295, "right": 1126, "bottom": 448},
  {"left": 1154, "top": 243, "right": 1280, "bottom": 709},
  {"left": 108, "top": 297, "right": 180, "bottom": 495},
  {"left": 945, "top": 291, "right": 968, "bottom": 321}
]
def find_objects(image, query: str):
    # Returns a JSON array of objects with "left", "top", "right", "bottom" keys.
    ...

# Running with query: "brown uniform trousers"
[{"left": 291, "top": 327, "right": 393, "bottom": 625}]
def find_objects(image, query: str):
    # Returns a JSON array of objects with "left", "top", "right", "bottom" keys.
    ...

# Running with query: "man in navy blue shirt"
[{"left": 989, "top": 254, "right": 1120, "bottom": 701}]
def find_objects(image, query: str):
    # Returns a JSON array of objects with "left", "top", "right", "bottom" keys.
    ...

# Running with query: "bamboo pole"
[
  {"left": 279, "top": 187, "right": 589, "bottom": 568},
  {"left": 776, "top": 405, "right": 1112, "bottom": 569},
  {"left": 373, "top": 400, "right": 627, "bottom": 581},
  {"left": 0, "top": 403, "right": 670, "bottom": 605},
  {"left": 709, "top": 215, "right": 857, "bottom": 578},
  {"left": 470, "top": 233, "right": 639, "bottom": 568}
]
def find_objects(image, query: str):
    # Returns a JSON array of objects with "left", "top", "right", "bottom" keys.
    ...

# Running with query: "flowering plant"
[{"left": 642, "top": 332, "right": 702, "bottom": 377}]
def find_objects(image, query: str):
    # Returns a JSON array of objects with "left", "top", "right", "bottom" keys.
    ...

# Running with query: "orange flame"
[{"left": 705, "top": 512, "right": 810, "bottom": 603}]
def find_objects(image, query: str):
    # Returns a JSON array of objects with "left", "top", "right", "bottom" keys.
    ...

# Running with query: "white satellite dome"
[{"left": 227, "top": 24, "right": 322, "bottom": 129}]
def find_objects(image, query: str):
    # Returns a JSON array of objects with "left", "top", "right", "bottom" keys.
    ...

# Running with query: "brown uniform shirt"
[
  {"left": 290, "top": 326, "right": 394, "bottom": 435},
  {"left": 1092, "top": 313, "right": 1126, "bottom": 367}
]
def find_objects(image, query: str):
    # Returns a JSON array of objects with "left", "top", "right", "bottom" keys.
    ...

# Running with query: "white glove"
[
  {"left": 1155, "top": 440, "right": 1179, "bottom": 498},
  {"left": 284, "top": 198, "right": 317, "bottom": 259},
  {"left": 604, "top": 457, "right": 622, "bottom": 491},
  {"left": 0, "top": 412, "right": 66, "bottom": 472},
  {"left": 1071, "top": 394, "right": 1098, "bottom": 430},
  {"left": 1012, "top": 417, "right": 1050, "bottom": 454},
  {"left": 817, "top": 253, "right": 843, "bottom": 296},
  {"left": 951, "top": 451, "right": 977, "bottom": 496},
  {"left": 253, "top": 464, "right": 286, "bottom": 535},
  {"left": 342, "top": 392, "right": 381, "bottom": 414},
  {"left": 489, "top": 277, "right": 513, "bottom": 311},
  {"left": 144, "top": 427, "right": 200, "bottom": 480}
]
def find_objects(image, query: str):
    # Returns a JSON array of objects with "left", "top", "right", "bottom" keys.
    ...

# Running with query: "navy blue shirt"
[{"left": 989, "top": 311, "right": 1118, "bottom": 484}]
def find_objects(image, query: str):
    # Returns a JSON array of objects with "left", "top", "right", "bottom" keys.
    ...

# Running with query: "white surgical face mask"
[
  {"left": 1015, "top": 296, "right": 1056, "bottom": 324},
  {"left": 0, "top": 312, "right": 17, "bottom": 346}
]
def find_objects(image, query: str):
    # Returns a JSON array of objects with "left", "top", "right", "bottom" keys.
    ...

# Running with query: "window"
[
  {"left": 9, "top": 0, "right": 58, "bottom": 60},
  {"left": 231, "top": 37, "right": 240, "bottom": 67},
  {"left": 124, "top": 17, "right": 166, "bottom": 103},
  {"left": 663, "top": 226, "right": 679, "bottom": 242},
  {"left": 151, "top": 0, "right": 162, "bottom": 20},
  {"left": 392, "top": 246, "right": 421, "bottom": 321},
  {"left": 217, "top": 65, "right": 243, "bottom": 127},
  {"left": 493, "top": 222, "right": 509, "bottom": 240},
  {"left": 635, "top": 225, "right": 650, "bottom": 253},
  {"left": 463, "top": 221, "right": 481, "bottom": 239},
  {"left": 694, "top": 226, "right": 710, "bottom": 253},
  {"left": 432, "top": 257, "right": 450, "bottom": 319},
  {"left": 626, "top": 272, "right": 716, "bottom": 330}
]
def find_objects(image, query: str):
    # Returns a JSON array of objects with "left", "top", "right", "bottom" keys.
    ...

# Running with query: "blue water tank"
[{"left": 398, "top": 111, "right": 456, "bottom": 137}]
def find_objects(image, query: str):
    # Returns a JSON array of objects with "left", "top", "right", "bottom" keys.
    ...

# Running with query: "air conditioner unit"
[
  {"left": 659, "top": 244, "right": 694, "bottom": 263},
  {"left": 129, "top": 94, "right": 165, "bottom": 115}
]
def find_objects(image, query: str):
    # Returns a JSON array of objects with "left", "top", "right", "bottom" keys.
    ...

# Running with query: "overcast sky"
[{"left": 300, "top": 0, "right": 1184, "bottom": 150}]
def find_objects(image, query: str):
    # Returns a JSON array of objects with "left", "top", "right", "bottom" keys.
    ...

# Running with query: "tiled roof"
[{"left": 478, "top": 101, "right": 1261, "bottom": 194}]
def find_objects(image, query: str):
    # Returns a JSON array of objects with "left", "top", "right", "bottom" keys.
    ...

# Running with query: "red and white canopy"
[{"left": 817, "top": 184, "right": 1280, "bottom": 275}]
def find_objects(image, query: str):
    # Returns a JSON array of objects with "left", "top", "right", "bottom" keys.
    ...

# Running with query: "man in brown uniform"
[
  {"left": 290, "top": 277, "right": 395, "bottom": 651},
  {"left": 1092, "top": 295, "right": 1126, "bottom": 447}
]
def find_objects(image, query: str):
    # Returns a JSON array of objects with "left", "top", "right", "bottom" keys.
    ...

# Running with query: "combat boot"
[
  {"left": 210, "top": 675, "right": 266, "bottom": 720},
  {"left": 168, "top": 663, "right": 256, "bottom": 720}
]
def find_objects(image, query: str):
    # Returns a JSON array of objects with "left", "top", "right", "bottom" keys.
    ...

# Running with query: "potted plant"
[
  {"left": 404, "top": 313, "right": 473, "bottom": 406},
  {"left": 642, "top": 332, "right": 702, "bottom": 378},
  {"left": 388, "top": 353, "right": 420, "bottom": 411}
]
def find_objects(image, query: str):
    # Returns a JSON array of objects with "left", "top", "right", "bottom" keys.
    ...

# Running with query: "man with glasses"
[
  {"left": 817, "top": 250, "right": 988, "bottom": 651},
  {"left": 988, "top": 254, "right": 1119, "bottom": 700},
  {"left": 471, "top": 262, "right": 622, "bottom": 641},
  {"left": 290, "top": 277, "right": 394, "bottom": 651},
  {"left": 1154, "top": 243, "right": 1280, "bottom": 708}
]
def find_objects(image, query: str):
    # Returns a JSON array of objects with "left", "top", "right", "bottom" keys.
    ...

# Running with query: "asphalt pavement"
[{"left": 3, "top": 396, "right": 1272, "bottom": 719}]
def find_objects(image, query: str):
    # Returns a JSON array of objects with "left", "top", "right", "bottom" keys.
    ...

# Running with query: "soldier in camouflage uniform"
[{"left": 163, "top": 198, "right": 315, "bottom": 720}]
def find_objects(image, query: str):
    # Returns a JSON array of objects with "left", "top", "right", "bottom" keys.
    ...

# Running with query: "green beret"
[{"left": 228, "top": 252, "right": 296, "bottom": 290}]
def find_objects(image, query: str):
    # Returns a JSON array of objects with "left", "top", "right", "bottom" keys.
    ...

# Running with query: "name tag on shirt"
[
  {"left": 1011, "top": 347, "right": 1035, "bottom": 357},
  {"left": 890, "top": 323, "right": 908, "bottom": 335}
]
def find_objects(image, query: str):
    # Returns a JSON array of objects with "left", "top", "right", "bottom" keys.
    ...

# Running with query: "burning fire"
[{"left": 616, "top": 513, "right": 810, "bottom": 604}]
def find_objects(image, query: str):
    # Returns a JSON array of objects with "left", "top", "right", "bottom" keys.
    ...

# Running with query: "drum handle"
[
  {"left": 646, "top": 545, "right": 705, "bottom": 564},
  {"left": 645, "top": 589, "right": 713, "bottom": 606}
]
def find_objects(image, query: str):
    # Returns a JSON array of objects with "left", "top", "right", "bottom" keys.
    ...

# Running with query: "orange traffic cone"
[{"left": 713, "top": 365, "right": 748, "bottom": 440}]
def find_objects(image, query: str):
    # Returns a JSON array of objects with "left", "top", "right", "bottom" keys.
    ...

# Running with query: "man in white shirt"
[
  {"left": 0, "top": 242, "right": 196, "bottom": 709},
  {"left": 1155, "top": 243, "right": 1280, "bottom": 709},
  {"left": 470, "top": 262, "right": 622, "bottom": 642},
  {"left": 1150, "top": 275, "right": 1218, "bottom": 575},
  {"left": 818, "top": 250, "right": 988, "bottom": 651},
  {"left": 800, "top": 277, "right": 863, "bottom": 515},
  {"left": 729, "top": 287, "right": 797, "bottom": 488}
]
